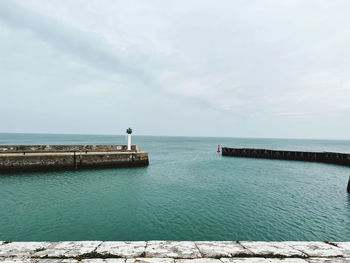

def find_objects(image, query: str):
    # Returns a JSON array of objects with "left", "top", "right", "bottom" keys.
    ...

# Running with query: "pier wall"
[
  {"left": 222, "top": 147, "right": 350, "bottom": 167},
  {"left": 0, "top": 145, "right": 148, "bottom": 172}
]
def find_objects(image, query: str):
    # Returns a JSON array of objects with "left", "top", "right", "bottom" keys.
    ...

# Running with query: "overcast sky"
[{"left": 0, "top": 0, "right": 349, "bottom": 139}]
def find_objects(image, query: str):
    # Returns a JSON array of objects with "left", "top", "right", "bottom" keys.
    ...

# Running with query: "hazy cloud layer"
[{"left": 0, "top": 0, "right": 349, "bottom": 138}]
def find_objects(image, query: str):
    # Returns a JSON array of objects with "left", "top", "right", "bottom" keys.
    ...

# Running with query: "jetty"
[
  {"left": 0, "top": 145, "right": 149, "bottom": 172},
  {"left": 222, "top": 147, "right": 350, "bottom": 167},
  {"left": 0, "top": 240, "right": 349, "bottom": 262}
]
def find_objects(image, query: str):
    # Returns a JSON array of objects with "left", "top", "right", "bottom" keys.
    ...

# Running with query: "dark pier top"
[{"left": 222, "top": 147, "right": 350, "bottom": 167}]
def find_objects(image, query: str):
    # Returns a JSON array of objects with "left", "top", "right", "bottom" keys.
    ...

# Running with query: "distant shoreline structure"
[{"left": 222, "top": 147, "right": 350, "bottom": 167}]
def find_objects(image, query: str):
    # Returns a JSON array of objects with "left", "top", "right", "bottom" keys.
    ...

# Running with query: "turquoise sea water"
[{"left": 0, "top": 133, "right": 349, "bottom": 242}]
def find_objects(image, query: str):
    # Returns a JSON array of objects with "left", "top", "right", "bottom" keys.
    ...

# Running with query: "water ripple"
[{"left": 0, "top": 135, "right": 350, "bottom": 241}]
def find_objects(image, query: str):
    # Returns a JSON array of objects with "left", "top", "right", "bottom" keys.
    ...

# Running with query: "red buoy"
[{"left": 217, "top": 145, "right": 220, "bottom": 153}]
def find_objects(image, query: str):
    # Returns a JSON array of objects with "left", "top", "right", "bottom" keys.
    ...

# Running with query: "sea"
[{"left": 0, "top": 133, "right": 349, "bottom": 242}]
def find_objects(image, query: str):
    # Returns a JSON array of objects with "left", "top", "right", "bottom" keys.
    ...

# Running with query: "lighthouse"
[{"left": 126, "top": 128, "right": 132, "bottom": 151}]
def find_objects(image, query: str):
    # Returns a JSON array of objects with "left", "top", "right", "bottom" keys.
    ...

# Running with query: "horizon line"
[{"left": 0, "top": 131, "right": 349, "bottom": 142}]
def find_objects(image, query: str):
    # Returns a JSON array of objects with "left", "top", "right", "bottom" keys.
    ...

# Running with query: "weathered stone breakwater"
[
  {"left": 0, "top": 145, "right": 149, "bottom": 172},
  {"left": 0, "top": 241, "right": 349, "bottom": 262},
  {"left": 222, "top": 147, "right": 350, "bottom": 167}
]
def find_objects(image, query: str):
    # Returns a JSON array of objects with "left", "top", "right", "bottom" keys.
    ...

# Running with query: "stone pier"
[
  {"left": 0, "top": 241, "right": 349, "bottom": 262},
  {"left": 0, "top": 145, "right": 149, "bottom": 172},
  {"left": 222, "top": 147, "right": 350, "bottom": 167}
]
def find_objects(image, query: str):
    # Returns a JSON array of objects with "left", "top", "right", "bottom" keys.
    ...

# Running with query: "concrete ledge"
[{"left": 0, "top": 241, "right": 349, "bottom": 262}]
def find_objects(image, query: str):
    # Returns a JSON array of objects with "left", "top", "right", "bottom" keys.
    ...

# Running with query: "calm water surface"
[{"left": 0, "top": 133, "right": 349, "bottom": 241}]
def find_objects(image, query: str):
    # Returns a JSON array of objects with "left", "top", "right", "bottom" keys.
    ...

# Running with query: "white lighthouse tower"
[{"left": 126, "top": 128, "right": 132, "bottom": 151}]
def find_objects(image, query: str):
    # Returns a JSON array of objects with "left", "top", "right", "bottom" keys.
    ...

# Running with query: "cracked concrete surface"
[
  {"left": 195, "top": 242, "right": 251, "bottom": 258},
  {"left": 32, "top": 242, "right": 102, "bottom": 258},
  {"left": 145, "top": 241, "right": 201, "bottom": 259},
  {"left": 239, "top": 242, "right": 306, "bottom": 258},
  {"left": 96, "top": 242, "right": 146, "bottom": 258},
  {"left": 0, "top": 241, "right": 349, "bottom": 262}
]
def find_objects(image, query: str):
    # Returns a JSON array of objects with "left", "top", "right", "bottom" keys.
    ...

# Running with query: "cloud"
[
  {"left": 0, "top": 1, "right": 141, "bottom": 77},
  {"left": 0, "top": 0, "right": 350, "bottom": 138}
]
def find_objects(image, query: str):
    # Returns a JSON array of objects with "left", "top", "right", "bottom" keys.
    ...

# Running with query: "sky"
[{"left": 0, "top": 0, "right": 349, "bottom": 139}]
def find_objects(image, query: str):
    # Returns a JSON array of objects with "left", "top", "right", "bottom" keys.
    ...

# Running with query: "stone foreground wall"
[
  {"left": 222, "top": 147, "right": 350, "bottom": 167},
  {"left": 0, "top": 241, "right": 349, "bottom": 262}
]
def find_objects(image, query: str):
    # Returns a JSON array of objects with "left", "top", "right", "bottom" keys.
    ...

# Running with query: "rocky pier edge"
[{"left": 0, "top": 241, "right": 349, "bottom": 262}]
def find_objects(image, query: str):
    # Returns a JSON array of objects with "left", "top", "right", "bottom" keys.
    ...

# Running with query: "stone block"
[
  {"left": 32, "top": 241, "right": 102, "bottom": 258},
  {"left": 146, "top": 241, "right": 201, "bottom": 259},
  {"left": 307, "top": 258, "right": 350, "bottom": 263},
  {"left": 221, "top": 259, "right": 308, "bottom": 263},
  {"left": 0, "top": 242, "right": 52, "bottom": 258},
  {"left": 0, "top": 259, "right": 32, "bottom": 263},
  {"left": 287, "top": 242, "right": 345, "bottom": 257},
  {"left": 239, "top": 242, "right": 306, "bottom": 257},
  {"left": 126, "top": 258, "right": 175, "bottom": 263},
  {"left": 81, "top": 259, "right": 126, "bottom": 263},
  {"left": 0, "top": 259, "right": 78, "bottom": 262},
  {"left": 273, "top": 260, "right": 308, "bottom": 263},
  {"left": 95, "top": 242, "right": 146, "bottom": 258},
  {"left": 195, "top": 242, "right": 251, "bottom": 257},
  {"left": 175, "top": 259, "right": 221, "bottom": 263}
]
